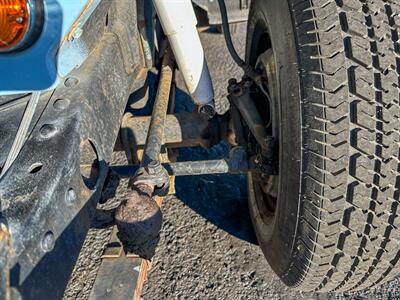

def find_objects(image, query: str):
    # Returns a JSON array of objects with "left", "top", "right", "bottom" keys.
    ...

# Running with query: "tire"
[{"left": 246, "top": 0, "right": 400, "bottom": 293}]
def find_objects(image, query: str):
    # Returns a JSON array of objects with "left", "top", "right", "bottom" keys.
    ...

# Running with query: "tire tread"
[{"left": 287, "top": 0, "right": 400, "bottom": 292}]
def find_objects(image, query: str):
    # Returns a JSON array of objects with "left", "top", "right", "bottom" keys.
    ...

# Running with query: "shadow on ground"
[{"left": 172, "top": 79, "right": 257, "bottom": 245}]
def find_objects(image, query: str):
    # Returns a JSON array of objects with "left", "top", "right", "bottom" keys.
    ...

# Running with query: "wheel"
[{"left": 246, "top": 0, "right": 400, "bottom": 292}]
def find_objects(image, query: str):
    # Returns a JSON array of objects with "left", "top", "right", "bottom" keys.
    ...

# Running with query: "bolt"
[
  {"left": 147, "top": 160, "right": 162, "bottom": 175},
  {"left": 16, "top": 17, "right": 24, "bottom": 24},
  {"left": 199, "top": 103, "right": 216, "bottom": 119},
  {"left": 41, "top": 231, "right": 55, "bottom": 252},
  {"left": 39, "top": 124, "right": 57, "bottom": 139},
  {"left": 228, "top": 78, "right": 237, "bottom": 86},
  {"left": 231, "top": 85, "right": 242, "bottom": 96},
  {"left": 66, "top": 188, "right": 77, "bottom": 204}
]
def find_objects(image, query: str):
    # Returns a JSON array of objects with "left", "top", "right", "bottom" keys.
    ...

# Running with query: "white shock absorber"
[{"left": 152, "top": 0, "right": 215, "bottom": 111}]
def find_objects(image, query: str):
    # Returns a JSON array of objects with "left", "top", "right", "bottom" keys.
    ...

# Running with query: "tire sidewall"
[{"left": 246, "top": 0, "right": 304, "bottom": 279}]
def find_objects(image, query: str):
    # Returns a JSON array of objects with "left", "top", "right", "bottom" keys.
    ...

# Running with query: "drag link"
[
  {"left": 115, "top": 46, "right": 175, "bottom": 258},
  {"left": 141, "top": 47, "right": 174, "bottom": 167}
]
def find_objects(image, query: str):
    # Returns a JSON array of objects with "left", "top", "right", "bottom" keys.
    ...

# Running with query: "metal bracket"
[
  {"left": 227, "top": 77, "right": 278, "bottom": 175},
  {"left": 134, "top": 161, "right": 170, "bottom": 197}
]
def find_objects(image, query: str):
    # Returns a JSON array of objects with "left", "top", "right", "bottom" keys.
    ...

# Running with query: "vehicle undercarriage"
[{"left": 0, "top": 0, "right": 399, "bottom": 298}]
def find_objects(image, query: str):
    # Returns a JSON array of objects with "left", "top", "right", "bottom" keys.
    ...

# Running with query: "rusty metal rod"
[
  {"left": 117, "top": 112, "right": 211, "bottom": 150},
  {"left": 111, "top": 159, "right": 251, "bottom": 178},
  {"left": 228, "top": 80, "right": 270, "bottom": 156},
  {"left": 115, "top": 46, "right": 175, "bottom": 260},
  {"left": 141, "top": 47, "right": 174, "bottom": 166}
]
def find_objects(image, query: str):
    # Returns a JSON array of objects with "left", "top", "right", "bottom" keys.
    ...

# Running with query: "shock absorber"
[{"left": 152, "top": 0, "right": 215, "bottom": 117}]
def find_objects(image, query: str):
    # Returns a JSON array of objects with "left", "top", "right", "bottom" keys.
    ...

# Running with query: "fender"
[{"left": 0, "top": 0, "right": 101, "bottom": 94}]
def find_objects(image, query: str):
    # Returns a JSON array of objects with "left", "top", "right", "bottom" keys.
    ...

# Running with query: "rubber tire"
[{"left": 246, "top": 0, "right": 400, "bottom": 293}]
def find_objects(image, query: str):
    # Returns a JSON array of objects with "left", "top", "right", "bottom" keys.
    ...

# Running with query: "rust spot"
[
  {"left": 115, "top": 184, "right": 162, "bottom": 259},
  {"left": 135, "top": 67, "right": 149, "bottom": 81},
  {"left": 0, "top": 223, "right": 10, "bottom": 242}
]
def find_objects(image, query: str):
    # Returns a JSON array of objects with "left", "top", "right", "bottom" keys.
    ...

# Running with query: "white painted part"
[{"left": 153, "top": 0, "right": 214, "bottom": 105}]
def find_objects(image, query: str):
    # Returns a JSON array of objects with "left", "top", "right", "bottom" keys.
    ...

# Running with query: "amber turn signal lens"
[{"left": 0, "top": 0, "right": 30, "bottom": 51}]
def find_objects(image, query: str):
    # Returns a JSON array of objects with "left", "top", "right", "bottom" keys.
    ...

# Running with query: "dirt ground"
[{"left": 64, "top": 23, "right": 400, "bottom": 300}]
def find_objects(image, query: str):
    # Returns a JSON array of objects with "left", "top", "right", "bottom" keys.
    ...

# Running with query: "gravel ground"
[{"left": 65, "top": 23, "right": 400, "bottom": 300}]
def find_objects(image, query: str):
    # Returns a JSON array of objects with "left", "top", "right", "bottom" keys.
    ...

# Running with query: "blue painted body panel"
[{"left": 0, "top": 0, "right": 100, "bottom": 95}]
